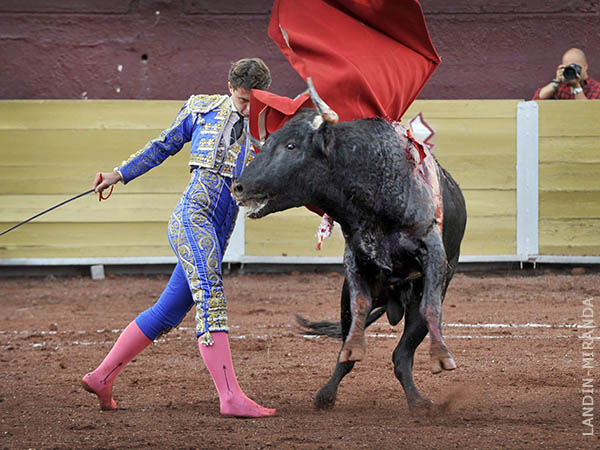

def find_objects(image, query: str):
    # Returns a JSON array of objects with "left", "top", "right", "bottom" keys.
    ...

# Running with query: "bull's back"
[{"left": 334, "top": 118, "right": 465, "bottom": 248}]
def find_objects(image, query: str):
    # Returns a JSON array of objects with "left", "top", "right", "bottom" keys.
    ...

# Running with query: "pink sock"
[
  {"left": 81, "top": 320, "right": 152, "bottom": 410},
  {"left": 198, "top": 331, "right": 276, "bottom": 418}
]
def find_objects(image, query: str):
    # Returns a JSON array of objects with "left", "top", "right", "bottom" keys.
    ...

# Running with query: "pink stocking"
[
  {"left": 198, "top": 331, "right": 276, "bottom": 418},
  {"left": 81, "top": 320, "right": 152, "bottom": 410}
]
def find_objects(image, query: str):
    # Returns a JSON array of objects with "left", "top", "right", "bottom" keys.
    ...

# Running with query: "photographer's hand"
[
  {"left": 572, "top": 79, "right": 587, "bottom": 99},
  {"left": 556, "top": 64, "right": 565, "bottom": 83},
  {"left": 537, "top": 64, "right": 563, "bottom": 99},
  {"left": 565, "top": 72, "right": 586, "bottom": 99}
]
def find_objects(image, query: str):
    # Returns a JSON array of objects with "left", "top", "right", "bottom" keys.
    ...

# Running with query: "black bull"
[{"left": 232, "top": 108, "right": 467, "bottom": 409}]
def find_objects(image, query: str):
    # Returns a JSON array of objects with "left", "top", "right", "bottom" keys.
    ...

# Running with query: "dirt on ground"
[{"left": 0, "top": 268, "right": 598, "bottom": 449}]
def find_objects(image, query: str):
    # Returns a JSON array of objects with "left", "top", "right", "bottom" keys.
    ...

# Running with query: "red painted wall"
[
  {"left": 420, "top": 0, "right": 600, "bottom": 99},
  {"left": 1, "top": 0, "right": 599, "bottom": 101}
]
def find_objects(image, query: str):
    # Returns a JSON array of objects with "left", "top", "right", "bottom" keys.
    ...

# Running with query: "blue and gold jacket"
[{"left": 116, "top": 94, "right": 255, "bottom": 183}]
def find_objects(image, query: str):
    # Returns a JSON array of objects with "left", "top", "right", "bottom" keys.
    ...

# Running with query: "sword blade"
[{"left": 0, "top": 189, "right": 95, "bottom": 237}]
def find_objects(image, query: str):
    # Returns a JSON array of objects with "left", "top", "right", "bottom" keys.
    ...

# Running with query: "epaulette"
[{"left": 187, "top": 94, "right": 229, "bottom": 114}]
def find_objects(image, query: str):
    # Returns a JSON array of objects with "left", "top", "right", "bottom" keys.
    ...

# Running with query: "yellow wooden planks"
[
  {"left": 0, "top": 100, "right": 190, "bottom": 260},
  {"left": 405, "top": 100, "right": 520, "bottom": 119},
  {"left": 0, "top": 165, "right": 191, "bottom": 195},
  {"left": 0, "top": 129, "right": 174, "bottom": 164},
  {"left": 0, "top": 193, "right": 182, "bottom": 223},
  {"left": 0, "top": 130, "right": 191, "bottom": 194},
  {"left": 460, "top": 216, "right": 516, "bottom": 255},
  {"left": 540, "top": 192, "right": 600, "bottom": 219},
  {"left": 463, "top": 190, "right": 515, "bottom": 218},
  {"left": 539, "top": 136, "right": 600, "bottom": 163},
  {"left": 537, "top": 101, "right": 600, "bottom": 138},
  {"left": 537, "top": 101, "right": 600, "bottom": 256},
  {"left": 245, "top": 208, "right": 346, "bottom": 257},
  {"left": 0, "top": 100, "right": 184, "bottom": 130},
  {"left": 539, "top": 219, "right": 600, "bottom": 256},
  {"left": 539, "top": 163, "right": 600, "bottom": 192},
  {"left": 0, "top": 222, "right": 173, "bottom": 258},
  {"left": 438, "top": 155, "right": 515, "bottom": 190}
]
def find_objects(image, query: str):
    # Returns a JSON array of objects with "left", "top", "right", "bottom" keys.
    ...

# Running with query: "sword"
[
  {"left": 0, "top": 176, "right": 114, "bottom": 237},
  {"left": 0, "top": 189, "right": 95, "bottom": 237}
]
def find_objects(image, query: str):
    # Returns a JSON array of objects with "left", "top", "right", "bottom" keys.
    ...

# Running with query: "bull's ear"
[{"left": 312, "top": 122, "right": 336, "bottom": 157}]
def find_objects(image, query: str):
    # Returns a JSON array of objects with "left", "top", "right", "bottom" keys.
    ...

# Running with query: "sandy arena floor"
[{"left": 0, "top": 269, "right": 598, "bottom": 449}]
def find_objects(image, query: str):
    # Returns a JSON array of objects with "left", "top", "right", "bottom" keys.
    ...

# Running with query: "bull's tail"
[{"left": 295, "top": 307, "right": 386, "bottom": 339}]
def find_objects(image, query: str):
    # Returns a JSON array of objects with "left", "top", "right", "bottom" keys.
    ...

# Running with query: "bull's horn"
[
  {"left": 244, "top": 129, "right": 263, "bottom": 150},
  {"left": 307, "top": 77, "right": 339, "bottom": 124}
]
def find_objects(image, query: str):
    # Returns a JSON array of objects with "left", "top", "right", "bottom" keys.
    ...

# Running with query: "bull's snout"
[
  {"left": 230, "top": 182, "right": 243, "bottom": 198},
  {"left": 229, "top": 181, "right": 269, "bottom": 217}
]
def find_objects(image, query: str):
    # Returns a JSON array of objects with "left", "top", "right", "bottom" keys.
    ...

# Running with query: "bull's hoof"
[
  {"left": 314, "top": 386, "right": 337, "bottom": 410},
  {"left": 338, "top": 344, "right": 365, "bottom": 363},
  {"left": 430, "top": 343, "right": 456, "bottom": 374},
  {"left": 407, "top": 395, "right": 432, "bottom": 411}
]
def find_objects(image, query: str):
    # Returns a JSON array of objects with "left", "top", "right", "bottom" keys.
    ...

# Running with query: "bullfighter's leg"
[
  {"left": 420, "top": 230, "right": 456, "bottom": 374},
  {"left": 339, "top": 253, "right": 371, "bottom": 363},
  {"left": 169, "top": 170, "right": 275, "bottom": 417},
  {"left": 81, "top": 263, "right": 193, "bottom": 410},
  {"left": 315, "top": 279, "right": 356, "bottom": 409},
  {"left": 393, "top": 284, "right": 432, "bottom": 409}
]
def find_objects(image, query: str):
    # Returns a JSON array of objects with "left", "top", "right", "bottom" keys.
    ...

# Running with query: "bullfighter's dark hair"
[{"left": 228, "top": 58, "right": 271, "bottom": 90}]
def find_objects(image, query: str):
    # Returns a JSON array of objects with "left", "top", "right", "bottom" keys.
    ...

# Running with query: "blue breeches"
[{"left": 135, "top": 169, "right": 238, "bottom": 344}]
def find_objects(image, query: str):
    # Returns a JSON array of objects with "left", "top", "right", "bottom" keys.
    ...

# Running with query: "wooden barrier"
[
  {"left": 538, "top": 101, "right": 600, "bottom": 256},
  {"left": 0, "top": 100, "right": 188, "bottom": 259},
  {"left": 0, "top": 99, "right": 599, "bottom": 267}
]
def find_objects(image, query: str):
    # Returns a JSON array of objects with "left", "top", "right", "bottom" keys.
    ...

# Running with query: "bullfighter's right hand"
[{"left": 93, "top": 171, "right": 122, "bottom": 193}]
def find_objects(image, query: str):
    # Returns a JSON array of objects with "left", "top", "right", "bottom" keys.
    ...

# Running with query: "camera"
[{"left": 563, "top": 63, "right": 582, "bottom": 81}]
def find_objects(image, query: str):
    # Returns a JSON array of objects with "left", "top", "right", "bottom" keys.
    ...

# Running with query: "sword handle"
[{"left": 97, "top": 173, "right": 114, "bottom": 202}]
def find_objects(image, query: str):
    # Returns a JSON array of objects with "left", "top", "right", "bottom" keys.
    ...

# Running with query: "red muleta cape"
[{"left": 250, "top": 0, "right": 441, "bottom": 141}]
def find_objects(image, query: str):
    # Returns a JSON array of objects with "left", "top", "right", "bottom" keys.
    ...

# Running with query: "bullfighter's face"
[{"left": 228, "top": 82, "right": 251, "bottom": 117}]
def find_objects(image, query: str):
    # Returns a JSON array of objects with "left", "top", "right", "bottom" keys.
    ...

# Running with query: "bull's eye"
[{"left": 286, "top": 143, "right": 296, "bottom": 150}]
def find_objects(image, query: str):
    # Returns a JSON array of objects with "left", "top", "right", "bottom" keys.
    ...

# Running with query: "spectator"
[{"left": 533, "top": 48, "right": 600, "bottom": 100}]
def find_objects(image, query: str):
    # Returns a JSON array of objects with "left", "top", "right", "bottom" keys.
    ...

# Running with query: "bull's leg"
[
  {"left": 420, "top": 230, "right": 456, "bottom": 374},
  {"left": 443, "top": 253, "right": 460, "bottom": 297},
  {"left": 315, "top": 279, "right": 356, "bottom": 410},
  {"left": 393, "top": 288, "right": 431, "bottom": 409},
  {"left": 338, "top": 254, "right": 371, "bottom": 363}
]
